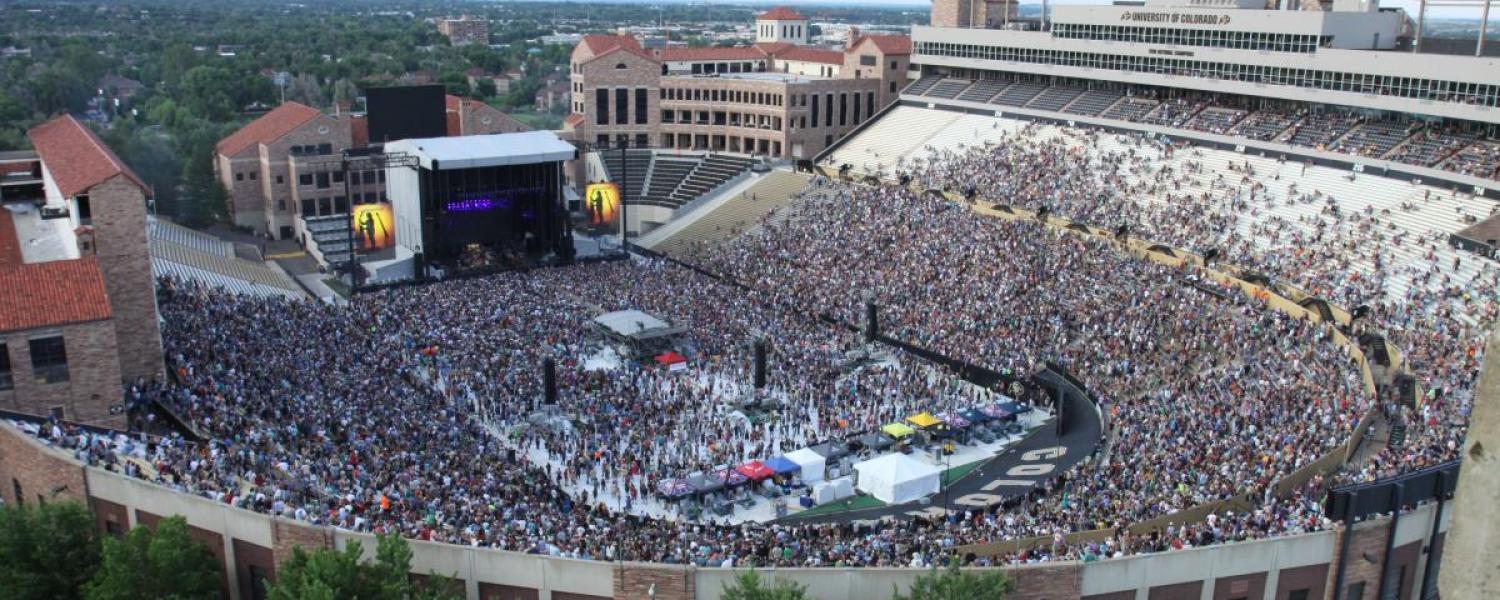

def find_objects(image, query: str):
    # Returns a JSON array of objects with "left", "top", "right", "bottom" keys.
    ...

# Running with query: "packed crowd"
[
  {"left": 903, "top": 124, "right": 1493, "bottom": 486},
  {"left": 16, "top": 122, "right": 1495, "bottom": 569}
]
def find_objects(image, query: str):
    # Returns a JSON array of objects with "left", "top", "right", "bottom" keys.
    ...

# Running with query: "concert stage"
[{"left": 384, "top": 132, "right": 578, "bottom": 281}]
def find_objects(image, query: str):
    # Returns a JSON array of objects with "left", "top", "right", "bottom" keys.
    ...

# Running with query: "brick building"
[
  {"left": 564, "top": 11, "right": 910, "bottom": 159},
  {"left": 437, "top": 16, "right": 489, "bottom": 46},
  {"left": 0, "top": 115, "right": 164, "bottom": 427},
  {"left": 931, "top": 0, "right": 1020, "bottom": 28},
  {"left": 445, "top": 94, "right": 530, "bottom": 137},
  {"left": 215, "top": 97, "right": 530, "bottom": 241}
]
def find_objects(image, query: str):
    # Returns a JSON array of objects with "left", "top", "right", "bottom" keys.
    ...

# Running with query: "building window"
[
  {"left": 0, "top": 343, "right": 12, "bottom": 391},
  {"left": 332, "top": 171, "right": 344, "bottom": 183},
  {"left": 276, "top": 175, "right": 284, "bottom": 185},
  {"left": 890, "top": 81, "right": 897, "bottom": 93},
  {"left": 596, "top": 89, "right": 609, "bottom": 125},
  {"left": 315, "top": 173, "right": 330, "bottom": 189},
  {"left": 839, "top": 93, "right": 847, "bottom": 127},
  {"left": 317, "top": 143, "right": 332, "bottom": 155},
  {"left": 235, "top": 172, "right": 244, "bottom": 181},
  {"left": 824, "top": 94, "right": 833, "bottom": 127},
  {"left": 853, "top": 92, "right": 862, "bottom": 123},
  {"left": 615, "top": 88, "right": 628, "bottom": 125},
  {"left": 76, "top": 195, "right": 92, "bottom": 226},
  {"left": 634, "top": 88, "right": 648, "bottom": 124},
  {"left": 301, "top": 199, "right": 315, "bottom": 217},
  {"left": 615, "top": 63, "right": 628, "bottom": 70},
  {"left": 28, "top": 336, "right": 68, "bottom": 384},
  {"left": 860, "top": 55, "right": 876, "bottom": 67},
  {"left": 811, "top": 95, "right": 819, "bottom": 129},
  {"left": 298, "top": 174, "right": 313, "bottom": 186},
  {"left": 890, "top": 60, "right": 898, "bottom": 70},
  {"left": 249, "top": 172, "right": 257, "bottom": 180},
  {"left": 1345, "top": 582, "right": 1364, "bottom": 600}
]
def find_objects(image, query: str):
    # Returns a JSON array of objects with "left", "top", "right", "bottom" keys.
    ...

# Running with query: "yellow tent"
[
  {"left": 881, "top": 422, "right": 916, "bottom": 438},
  {"left": 906, "top": 412, "right": 941, "bottom": 429}
]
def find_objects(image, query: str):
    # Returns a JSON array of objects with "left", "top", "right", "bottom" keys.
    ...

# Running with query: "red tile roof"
[
  {"left": 776, "top": 46, "right": 845, "bottom": 65},
  {"left": 758, "top": 7, "right": 806, "bottom": 20},
  {"left": 854, "top": 34, "right": 912, "bottom": 55},
  {"left": 660, "top": 46, "right": 770, "bottom": 62},
  {"left": 26, "top": 115, "right": 149, "bottom": 198},
  {"left": 214, "top": 102, "right": 323, "bottom": 157},
  {"left": 0, "top": 210, "right": 112, "bottom": 333},
  {"left": 579, "top": 34, "right": 655, "bottom": 62},
  {"left": 753, "top": 42, "right": 796, "bottom": 55}
]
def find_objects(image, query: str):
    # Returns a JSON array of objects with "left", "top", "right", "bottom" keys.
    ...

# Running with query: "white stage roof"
[{"left": 385, "top": 131, "right": 577, "bottom": 170}]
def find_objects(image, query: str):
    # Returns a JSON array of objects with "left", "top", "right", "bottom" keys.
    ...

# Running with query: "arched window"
[{"left": 615, "top": 63, "right": 628, "bottom": 70}]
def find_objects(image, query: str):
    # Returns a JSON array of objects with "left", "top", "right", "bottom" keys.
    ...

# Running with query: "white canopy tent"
[
  {"left": 853, "top": 452, "right": 941, "bottom": 505},
  {"left": 785, "top": 448, "right": 827, "bottom": 484}
]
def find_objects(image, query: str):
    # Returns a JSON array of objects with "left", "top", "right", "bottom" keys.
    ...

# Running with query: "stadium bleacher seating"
[
  {"left": 668, "top": 154, "right": 758, "bottom": 206},
  {"left": 902, "top": 75, "right": 942, "bottom": 96},
  {"left": 1101, "top": 97, "right": 1158, "bottom": 121},
  {"left": 956, "top": 78, "right": 1012, "bottom": 103},
  {"left": 1062, "top": 90, "right": 1125, "bottom": 117},
  {"left": 824, "top": 106, "right": 965, "bottom": 175},
  {"left": 993, "top": 81, "right": 1048, "bottom": 106},
  {"left": 898, "top": 79, "right": 1500, "bottom": 180},
  {"left": 648, "top": 170, "right": 811, "bottom": 256},
  {"left": 926, "top": 78, "right": 975, "bottom": 100},
  {"left": 148, "top": 219, "right": 305, "bottom": 299},
  {"left": 1333, "top": 120, "right": 1413, "bottom": 159},
  {"left": 1230, "top": 111, "right": 1299, "bottom": 141},
  {"left": 1186, "top": 108, "right": 1246, "bottom": 135},
  {"left": 1025, "top": 86, "right": 1085, "bottom": 112}
]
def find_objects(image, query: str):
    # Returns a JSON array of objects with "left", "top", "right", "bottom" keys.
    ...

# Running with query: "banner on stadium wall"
[
  {"left": 352, "top": 203, "right": 394, "bottom": 251},
  {"left": 585, "top": 182, "right": 620, "bottom": 228}
]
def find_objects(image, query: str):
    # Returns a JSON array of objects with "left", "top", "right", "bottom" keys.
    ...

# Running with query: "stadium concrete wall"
[{"left": 0, "top": 422, "right": 1452, "bottom": 600}]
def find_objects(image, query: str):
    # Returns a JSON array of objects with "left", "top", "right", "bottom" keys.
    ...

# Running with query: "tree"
[
  {"left": 0, "top": 501, "right": 102, "bottom": 600},
  {"left": 720, "top": 570, "right": 809, "bottom": 600},
  {"left": 892, "top": 561, "right": 1013, "bottom": 600},
  {"left": 84, "top": 516, "right": 221, "bottom": 600},
  {"left": 475, "top": 77, "right": 497, "bottom": 99},
  {"left": 268, "top": 534, "right": 462, "bottom": 600}
]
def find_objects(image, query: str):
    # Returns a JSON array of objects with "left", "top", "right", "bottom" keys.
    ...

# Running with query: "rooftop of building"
[
  {"left": 214, "top": 101, "right": 324, "bottom": 157},
  {"left": 0, "top": 207, "right": 111, "bottom": 333},
  {"left": 667, "top": 71, "right": 832, "bottom": 83},
  {"left": 28, "top": 115, "right": 149, "bottom": 198},
  {"left": 758, "top": 6, "right": 807, "bottom": 20}
]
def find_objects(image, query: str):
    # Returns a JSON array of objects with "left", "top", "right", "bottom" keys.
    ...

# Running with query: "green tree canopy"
[
  {"left": 893, "top": 561, "right": 1014, "bottom": 600},
  {"left": 268, "top": 534, "right": 462, "bottom": 600},
  {"left": 84, "top": 515, "right": 221, "bottom": 600},
  {"left": 0, "top": 501, "right": 102, "bottom": 600},
  {"left": 720, "top": 570, "right": 810, "bottom": 600}
]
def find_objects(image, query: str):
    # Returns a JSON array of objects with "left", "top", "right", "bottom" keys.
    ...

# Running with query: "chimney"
[{"left": 847, "top": 26, "right": 860, "bottom": 50}]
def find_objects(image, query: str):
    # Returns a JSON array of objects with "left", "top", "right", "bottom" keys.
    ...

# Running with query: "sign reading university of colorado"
[{"left": 1120, "top": 11, "right": 1233, "bottom": 25}]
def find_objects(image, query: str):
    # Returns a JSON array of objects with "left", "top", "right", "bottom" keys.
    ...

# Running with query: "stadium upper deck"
[{"left": 915, "top": 0, "right": 1500, "bottom": 126}]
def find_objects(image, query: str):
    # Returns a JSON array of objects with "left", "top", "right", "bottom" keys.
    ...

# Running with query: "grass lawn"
[
  {"left": 940, "top": 459, "right": 986, "bottom": 486},
  {"left": 787, "top": 494, "right": 887, "bottom": 519}
]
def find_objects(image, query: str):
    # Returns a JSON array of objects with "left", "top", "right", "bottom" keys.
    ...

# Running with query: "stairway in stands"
[{"left": 1388, "top": 424, "right": 1408, "bottom": 448}]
